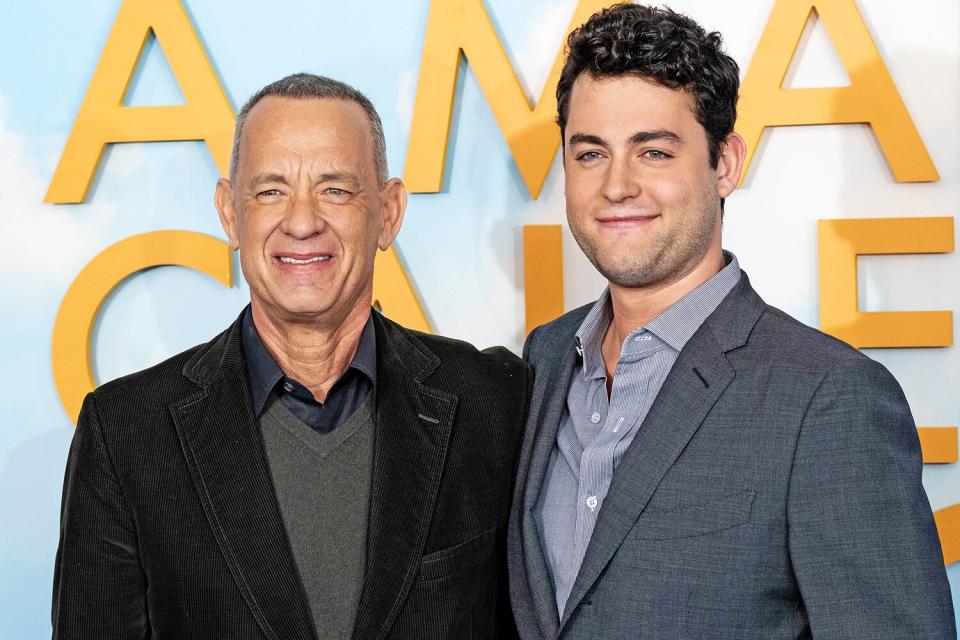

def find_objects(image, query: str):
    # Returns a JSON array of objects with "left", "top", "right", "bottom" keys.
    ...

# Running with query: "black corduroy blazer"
[{"left": 53, "top": 310, "right": 530, "bottom": 640}]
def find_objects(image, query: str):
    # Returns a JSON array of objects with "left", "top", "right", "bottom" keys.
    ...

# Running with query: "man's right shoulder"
[
  {"left": 523, "top": 303, "right": 593, "bottom": 364},
  {"left": 87, "top": 324, "right": 229, "bottom": 415}
]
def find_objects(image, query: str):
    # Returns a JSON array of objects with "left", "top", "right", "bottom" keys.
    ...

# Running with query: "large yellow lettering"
[
  {"left": 52, "top": 231, "right": 232, "bottom": 423},
  {"left": 935, "top": 505, "right": 960, "bottom": 566},
  {"left": 920, "top": 428, "right": 959, "bottom": 466},
  {"left": 523, "top": 225, "right": 564, "bottom": 336},
  {"left": 818, "top": 217, "right": 953, "bottom": 348},
  {"left": 404, "top": 0, "right": 609, "bottom": 199},
  {"left": 738, "top": 0, "right": 936, "bottom": 183},
  {"left": 45, "top": 0, "right": 235, "bottom": 203},
  {"left": 818, "top": 216, "right": 956, "bottom": 464},
  {"left": 373, "top": 248, "right": 432, "bottom": 334}
]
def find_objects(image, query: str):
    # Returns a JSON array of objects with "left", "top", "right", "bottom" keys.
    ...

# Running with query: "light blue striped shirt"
[{"left": 536, "top": 253, "right": 742, "bottom": 615}]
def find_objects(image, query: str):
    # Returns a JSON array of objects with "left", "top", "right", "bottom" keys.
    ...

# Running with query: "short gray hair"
[{"left": 229, "top": 73, "right": 388, "bottom": 184}]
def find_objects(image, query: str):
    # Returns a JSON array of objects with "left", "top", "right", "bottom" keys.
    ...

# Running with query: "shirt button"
[
  {"left": 283, "top": 382, "right": 294, "bottom": 392},
  {"left": 590, "top": 412, "right": 601, "bottom": 424},
  {"left": 586, "top": 496, "right": 598, "bottom": 510}
]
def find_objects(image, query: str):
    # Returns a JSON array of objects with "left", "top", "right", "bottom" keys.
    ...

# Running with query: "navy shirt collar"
[{"left": 241, "top": 306, "right": 377, "bottom": 417}]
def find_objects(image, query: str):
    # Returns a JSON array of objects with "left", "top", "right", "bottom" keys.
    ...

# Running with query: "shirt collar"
[
  {"left": 574, "top": 290, "right": 613, "bottom": 380},
  {"left": 575, "top": 252, "right": 741, "bottom": 375},
  {"left": 645, "top": 252, "right": 741, "bottom": 351},
  {"left": 241, "top": 306, "right": 377, "bottom": 416}
]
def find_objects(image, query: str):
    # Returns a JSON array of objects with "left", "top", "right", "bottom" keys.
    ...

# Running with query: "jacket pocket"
[
  {"left": 417, "top": 527, "right": 497, "bottom": 581},
  {"left": 633, "top": 489, "right": 755, "bottom": 540}
]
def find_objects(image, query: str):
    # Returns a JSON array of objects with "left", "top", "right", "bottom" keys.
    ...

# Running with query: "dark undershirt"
[{"left": 241, "top": 306, "right": 377, "bottom": 433}]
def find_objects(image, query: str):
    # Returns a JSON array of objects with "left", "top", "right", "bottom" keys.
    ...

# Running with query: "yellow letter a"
[
  {"left": 45, "top": 0, "right": 235, "bottom": 203},
  {"left": 404, "top": 0, "right": 609, "bottom": 199},
  {"left": 737, "top": 0, "right": 937, "bottom": 184}
]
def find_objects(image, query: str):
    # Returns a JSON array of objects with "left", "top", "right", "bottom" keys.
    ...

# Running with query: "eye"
[
  {"left": 324, "top": 187, "right": 352, "bottom": 197},
  {"left": 256, "top": 188, "right": 282, "bottom": 197},
  {"left": 642, "top": 149, "right": 672, "bottom": 161},
  {"left": 576, "top": 150, "right": 604, "bottom": 162}
]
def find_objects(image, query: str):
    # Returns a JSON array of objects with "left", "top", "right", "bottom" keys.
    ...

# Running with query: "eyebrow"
[
  {"left": 629, "top": 129, "right": 683, "bottom": 145},
  {"left": 567, "top": 129, "right": 683, "bottom": 147},
  {"left": 247, "top": 171, "right": 360, "bottom": 188},
  {"left": 315, "top": 172, "right": 359, "bottom": 186},
  {"left": 567, "top": 133, "right": 607, "bottom": 147},
  {"left": 248, "top": 172, "right": 289, "bottom": 188}
]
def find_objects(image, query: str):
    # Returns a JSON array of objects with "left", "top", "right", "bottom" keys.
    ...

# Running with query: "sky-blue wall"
[{"left": 1, "top": 0, "right": 958, "bottom": 636}]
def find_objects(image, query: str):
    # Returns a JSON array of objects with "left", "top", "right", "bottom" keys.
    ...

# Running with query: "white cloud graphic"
[
  {"left": 396, "top": 66, "right": 418, "bottom": 132},
  {"left": 513, "top": 0, "right": 578, "bottom": 102},
  {"left": 0, "top": 95, "right": 120, "bottom": 291}
]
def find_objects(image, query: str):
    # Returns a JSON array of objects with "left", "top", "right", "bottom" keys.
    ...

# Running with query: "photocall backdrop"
[{"left": 1, "top": 0, "right": 958, "bottom": 635}]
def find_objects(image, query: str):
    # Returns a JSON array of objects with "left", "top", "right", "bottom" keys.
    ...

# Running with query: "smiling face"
[
  {"left": 215, "top": 96, "right": 405, "bottom": 328},
  {"left": 563, "top": 74, "right": 741, "bottom": 291}
]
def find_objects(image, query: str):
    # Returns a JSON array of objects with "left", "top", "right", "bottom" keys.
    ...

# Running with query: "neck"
[
  {"left": 605, "top": 247, "right": 725, "bottom": 352},
  {"left": 251, "top": 300, "right": 371, "bottom": 403}
]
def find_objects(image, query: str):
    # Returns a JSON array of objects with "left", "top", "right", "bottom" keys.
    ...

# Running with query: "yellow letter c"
[{"left": 52, "top": 231, "right": 232, "bottom": 423}]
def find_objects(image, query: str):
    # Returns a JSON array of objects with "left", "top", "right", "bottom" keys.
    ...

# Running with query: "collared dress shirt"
[
  {"left": 241, "top": 307, "right": 377, "bottom": 433},
  {"left": 537, "top": 253, "right": 742, "bottom": 615}
]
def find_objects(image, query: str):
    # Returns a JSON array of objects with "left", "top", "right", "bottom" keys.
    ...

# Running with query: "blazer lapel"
[
  {"left": 520, "top": 343, "right": 578, "bottom": 638},
  {"left": 560, "top": 276, "right": 766, "bottom": 628},
  {"left": 171, "top": 317, "right": 317, "bottom": 640},
  {"left": 351, "top": 313, "right": 456, "bottom": 640}
]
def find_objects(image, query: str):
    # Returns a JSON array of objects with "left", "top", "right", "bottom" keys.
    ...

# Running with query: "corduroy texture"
[
  {"left": 53, "top": 310, "right": 530, "bottom": 640},
  {"left": 509, "top": 271, "right": 955, "bottom": 640}
]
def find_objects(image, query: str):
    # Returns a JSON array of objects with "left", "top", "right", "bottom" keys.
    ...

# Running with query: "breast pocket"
[
  {"left": 390, "top": 529, "right": 498, "bottom": 639},
  {"left": 417, "top": 527, "right": 497, "bottom": 581},
  {"left": 633, "top": 489, "right": 755, "bottom": 541}
]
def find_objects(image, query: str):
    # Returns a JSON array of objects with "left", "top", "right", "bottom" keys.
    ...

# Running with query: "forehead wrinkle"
[
  {"left": 239, "top": 110, "right": 377, "bottom": 190},
  {"left": 244, "top": 152, "right": 304, "bottom": 189},
  {"left": 303, "top": 150, "right": 370, "bottom": 187}
]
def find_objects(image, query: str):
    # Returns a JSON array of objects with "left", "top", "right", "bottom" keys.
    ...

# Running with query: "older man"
[
  {"left": 508, "top": 5, "right": 954, "bottom": 640},
  {"left": 53, "top": 74, "right": 528, "bottom": 639}
]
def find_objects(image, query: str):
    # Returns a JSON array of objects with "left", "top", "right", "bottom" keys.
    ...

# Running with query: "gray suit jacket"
[{"left": 508, "top": 273, "right": 954, "bottom": 639}]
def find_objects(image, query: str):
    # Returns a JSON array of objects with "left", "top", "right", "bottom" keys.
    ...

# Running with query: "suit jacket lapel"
[
  {"left": 560, "top": 276, "right": 766, "bottom": 628},
  {"left": 519, "top": 343, "right": 579, "bottom": 638},
  {"left": 171, "top": 317, "right": 317, "bottom": 640},
  {"left": 351, "top": 313, "right": 456, "bottom": 640}
]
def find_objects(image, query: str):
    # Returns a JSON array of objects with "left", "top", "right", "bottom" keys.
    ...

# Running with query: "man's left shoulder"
[
  {"left": 413, "top": 329, "right": 529, "bottom": 385},
  {"left": 742, "top": 303, "right": 878, "bottom": 375},
  {"left": 407, "top": 330, "right": 531, "bottom": 435}
]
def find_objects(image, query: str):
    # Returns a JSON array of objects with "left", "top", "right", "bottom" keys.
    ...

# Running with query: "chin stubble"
[{"left": 569, "top": 201, "right": 718, "bottom": 290}]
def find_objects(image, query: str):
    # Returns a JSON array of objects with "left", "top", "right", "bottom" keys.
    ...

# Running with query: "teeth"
[{"left": 279, "top": 256, "right": 330, "bottom": 264}]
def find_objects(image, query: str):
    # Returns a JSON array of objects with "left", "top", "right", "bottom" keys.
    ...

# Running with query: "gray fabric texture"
[
  {"left": 508, "top": 269, "right": 955, "bottom": 640},
  {"left": 538, "top": 255, "right": 740, "bottom": 614},
  {"left": 260, "top": 392, "right": 375, "bottom": 639}
]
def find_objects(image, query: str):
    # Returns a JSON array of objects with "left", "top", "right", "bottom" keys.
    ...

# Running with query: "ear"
[
  {"left": 715, "top": 132, "right": 747, "bottom": 198},
  {"left": 214, "top": 178, "right": 240, "bottom": 250},
  {"left": 377, "top": 177, "right": 407, "bottom": 251}
]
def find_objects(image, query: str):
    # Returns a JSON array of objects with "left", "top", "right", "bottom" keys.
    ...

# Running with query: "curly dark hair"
[{"left": 556, "top": 3, "right": 739, "bottom": 167}]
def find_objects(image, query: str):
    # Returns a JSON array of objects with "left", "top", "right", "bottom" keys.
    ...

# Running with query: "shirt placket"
[
  {"left": 572, "top": 378, "right": 609, "bottom": 563},
  {"left": 573, "top": 332, "right": 663, "bottom": 556}
]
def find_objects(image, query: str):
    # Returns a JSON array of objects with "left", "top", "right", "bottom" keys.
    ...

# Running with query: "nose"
[
  {"left": 279, "top": 189, "right": 327, "bottom": 239},
  {"left": 600, "top": 154, "right": 641, "bottom": 202}
]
